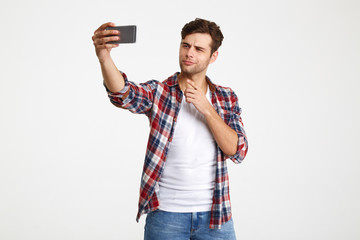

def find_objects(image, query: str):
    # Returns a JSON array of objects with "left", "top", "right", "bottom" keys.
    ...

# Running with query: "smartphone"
[{"left": 105, "top": 25, "right": 137, "bottom": 44}]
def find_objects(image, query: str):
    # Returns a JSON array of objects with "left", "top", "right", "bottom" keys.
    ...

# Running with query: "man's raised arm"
[{"left": 92, "top": 22, "right": 125, "bottom": 93}]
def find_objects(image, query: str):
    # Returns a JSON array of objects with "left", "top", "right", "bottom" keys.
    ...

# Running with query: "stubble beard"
[{"left": 179, "top": 59, "right": 210, "bottom": 77}]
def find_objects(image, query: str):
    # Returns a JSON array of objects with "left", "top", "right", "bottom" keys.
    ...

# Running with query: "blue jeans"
[{"left": 144, "top": 210, "right": 236, "bottom": 240}]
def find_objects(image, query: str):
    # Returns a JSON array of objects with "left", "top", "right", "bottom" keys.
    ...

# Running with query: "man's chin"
[{"left": 180, "top": 65, "right": 195, "bottom": 75}]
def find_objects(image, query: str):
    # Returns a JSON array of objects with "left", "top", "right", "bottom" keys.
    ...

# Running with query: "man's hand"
[
  {"left": 92, "top": 22, "right": 120, "bottom": 63},
  {"left": 184, "top": 79, "right": 239, "bottom": 156},
  {"left": 183, "top": 80, "right": 213, "bottom": 117},
  {"left": 92, "top": 22, "right": 125, "bottom": 93}
]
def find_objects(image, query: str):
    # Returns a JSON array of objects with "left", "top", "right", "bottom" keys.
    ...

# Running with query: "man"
[{"left": 92, "top": 18, "right": 248, "bottom": 239}]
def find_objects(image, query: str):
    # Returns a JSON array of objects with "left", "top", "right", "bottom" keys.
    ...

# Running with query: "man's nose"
[{"left": 186, "top": 47, "right": 195, "bottom": 58}]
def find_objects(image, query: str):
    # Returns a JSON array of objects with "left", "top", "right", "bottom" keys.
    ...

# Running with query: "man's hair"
[{"left": 181, "top": 18, "right": 224, "bottom": 55}]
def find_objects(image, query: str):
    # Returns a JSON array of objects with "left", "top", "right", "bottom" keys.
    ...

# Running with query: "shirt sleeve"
[
  {"left": 104, "top": 71, "right": 157, "bottom": 115},
  {"left": 226, "top": 90, "right": 249, "bottom": 163}
]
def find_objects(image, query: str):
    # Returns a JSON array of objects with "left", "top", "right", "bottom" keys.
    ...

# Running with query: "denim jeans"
[{"left": 144, "top": 210, "right": 236, "bottom": 240}]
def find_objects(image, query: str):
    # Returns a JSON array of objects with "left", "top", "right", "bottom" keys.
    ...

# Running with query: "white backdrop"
[{"left": 1, "top": 0, "right": 359, "bottom": 239}]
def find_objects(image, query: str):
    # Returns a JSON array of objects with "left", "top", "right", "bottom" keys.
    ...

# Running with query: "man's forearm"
[
  {"left": 204, "top": 107, "right": 238, "bottom": 156},
  {"left": 182, "top": 79, "right": 239, "bottom": 156},
  {"left": 100, "top": 57, "right": 125, "bottom": 93}
]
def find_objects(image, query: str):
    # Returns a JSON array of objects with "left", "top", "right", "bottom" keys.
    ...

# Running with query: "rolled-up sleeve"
[
  {"left": 227, "top": 91, "right": 248, "bottom": 163},
  {"left": 104, "top": 71, "right": 157, "bottom": 115}
]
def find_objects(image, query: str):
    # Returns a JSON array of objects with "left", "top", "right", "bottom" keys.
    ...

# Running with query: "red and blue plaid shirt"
[{"left": 105, "top": 72, "right": 248, "bottom": 229}]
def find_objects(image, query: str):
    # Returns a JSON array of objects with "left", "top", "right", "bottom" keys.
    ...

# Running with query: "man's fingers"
[
  {"left": 186, "top": 80, "right": 197, "bottom": 89},
  {"left": 106, "top": 43, "right": 120, "bottom": 48},
  {"left": 94, "top": 22, "right": 116, "bottom": 34},
  {"left": 94, "top": 29, "right": 119, "bottom": 40},
  {"left": 92, "top": 34, "right": 119, "bottom": 47},
  {"left": 184, "top": 88, "right": 195, "bottom": 94},
  {"left": 184, "top": 90, "right": 196, "bottom": 101},
  {"left": 95, "top": 43, "right": 119, "bottom": 49},
  {"left": 93, "top": 22, "right": 120, "bottom": 43},
  {"left": 184, "top": 87, "right": 198, "bottom": 96},
  {"left": 95, "top": 36, "right": 120, "bottom": 45},
  {"left": 92, "top": 24, "right": 120, "bottom": 47}
]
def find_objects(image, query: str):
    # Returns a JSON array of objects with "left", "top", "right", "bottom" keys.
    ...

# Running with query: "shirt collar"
[{"left": 165, "top": 72, "right": 217, "bottom": 93}]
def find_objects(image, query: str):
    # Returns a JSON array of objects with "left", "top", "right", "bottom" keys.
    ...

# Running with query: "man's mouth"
[{"left": 183, "top": 60, "right": 194, "bottom": 66}]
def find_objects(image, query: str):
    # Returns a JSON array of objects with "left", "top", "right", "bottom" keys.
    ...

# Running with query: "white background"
[{"left": 1, "top": 0, "right": 359, "bottom": 239}]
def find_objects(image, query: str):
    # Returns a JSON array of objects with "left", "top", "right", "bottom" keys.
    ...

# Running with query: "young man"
[{"left": 92, "top": 18, "right": 248, "bottom": 239}]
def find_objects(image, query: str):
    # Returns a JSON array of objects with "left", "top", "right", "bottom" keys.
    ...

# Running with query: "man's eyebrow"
[{"left": 181, "top": 41, "right": 206, "bottom": 50}]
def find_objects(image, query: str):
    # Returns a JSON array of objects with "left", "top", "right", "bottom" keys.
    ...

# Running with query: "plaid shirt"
[{"left": 105, "top": 72, "right": 248, "bottom": 229}]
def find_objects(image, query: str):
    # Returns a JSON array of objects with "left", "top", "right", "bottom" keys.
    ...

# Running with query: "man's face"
[{"left": 179, "top": 33, "right": 218, "bottom": 76}]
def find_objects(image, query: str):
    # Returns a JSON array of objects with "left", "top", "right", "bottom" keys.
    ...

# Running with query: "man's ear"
[{"left": 210, "top": 51, "right": 218, "bottom": 64}]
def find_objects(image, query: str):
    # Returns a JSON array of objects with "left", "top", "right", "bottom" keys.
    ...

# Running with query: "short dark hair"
[{"left": 181, "top": 18, "right": 224, "bottom": 55}]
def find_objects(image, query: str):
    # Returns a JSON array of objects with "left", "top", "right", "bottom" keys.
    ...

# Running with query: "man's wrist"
[
  {"left": 203, "top": 104, "right": 217, "bottom": 120},
  {"left": 99, "top": 55, "right": 112, "bottom": 65}
]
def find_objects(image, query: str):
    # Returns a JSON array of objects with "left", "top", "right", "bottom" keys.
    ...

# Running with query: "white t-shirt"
[{"left": 158, "top": 88, "right": 217, "bottom": 212}]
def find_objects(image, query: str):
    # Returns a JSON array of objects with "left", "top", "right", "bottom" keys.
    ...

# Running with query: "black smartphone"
[{"left": 105, "top": 25, "right": 137, "bottom": 44}]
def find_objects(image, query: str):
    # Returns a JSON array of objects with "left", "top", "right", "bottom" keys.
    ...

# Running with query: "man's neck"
[{"left": 178, "top": 72, "right": 208, "bottom": 94}]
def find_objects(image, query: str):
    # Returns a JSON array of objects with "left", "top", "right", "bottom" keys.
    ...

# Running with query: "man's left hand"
[{"left": 184, "top": 80, "right": 213, "bottom": 116}]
